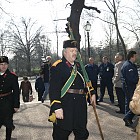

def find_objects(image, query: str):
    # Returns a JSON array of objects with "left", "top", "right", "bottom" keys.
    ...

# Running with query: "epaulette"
[
  {"left": 52, "top": 60, "right": 62, "bottom": 67},
  {"left": 11, "top": 72, "right": 17, "bottom": 76}
]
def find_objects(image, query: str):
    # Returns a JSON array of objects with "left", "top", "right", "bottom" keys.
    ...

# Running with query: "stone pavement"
[{"left": 0, "top": 78, "right": 137, "bottom": 140}]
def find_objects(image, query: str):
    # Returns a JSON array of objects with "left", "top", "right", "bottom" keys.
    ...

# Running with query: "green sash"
[{"left": 61, "top": 65, "right": 77, "bottom": 98}]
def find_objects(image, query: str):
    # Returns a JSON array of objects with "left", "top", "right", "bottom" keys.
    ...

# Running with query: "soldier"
[
  {"left": 98, "top": 56, "right": 114, "bottom": 103},
  {"left": 121, "top": 51, "right": 139, "bottom": 127},
  {"left": 49, "top": 40, "right": 96, "bottom": 140},
  {"left": 0, "top": 56, "right": 20, "bottom": 140}
]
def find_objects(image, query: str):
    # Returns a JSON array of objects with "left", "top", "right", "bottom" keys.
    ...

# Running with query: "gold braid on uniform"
[
  {"left": 50, "top": 100, "right": 61, "bottom": 106},
  {"left": 52, "top": 60, "right": 62, "bottom": 67}
]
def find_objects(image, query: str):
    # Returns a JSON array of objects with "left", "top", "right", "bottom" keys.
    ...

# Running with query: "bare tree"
[
  {"left": 103, "top": 0, "right": 127, "bottom": 58},
  {"left": 8, "top": 17, "right": 43, "bottom": 76},
  {"left": 65, "top": 0, "right": 100, "bottom": 51},
  {"left": 0, "top": 30, "right": 10, "bottom": 55}
]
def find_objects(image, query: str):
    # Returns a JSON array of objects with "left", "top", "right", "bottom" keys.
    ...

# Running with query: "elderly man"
[
  {"left": 49, "top": 40, "right": 96, "bottom": 140},
  {"left": 0, "top": 56, "right": 20, "bottom": 140},
  {"left": 85, "top": 57, "right": 99, "bottom": 105},
  {"left": 114, "top": 52, "right": 125, "bottom": 114}
]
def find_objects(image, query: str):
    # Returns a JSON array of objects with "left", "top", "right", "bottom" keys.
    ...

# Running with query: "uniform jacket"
[
  {"left": 114, "top": 61, "right": 124, "bottom": 88},
  {"left": 121, "top": 60, "right": 139, "bottom": 93},
  {"left": 99, "top": 62, "right": 114, "bottom": 80},
  {"left": 0, "top": 69, "right": 20, "bottom": 128},
  {"left": 85, "top": 63, "right": 99, "bottom": 85},
  {"left": 49, "top": 57, "right": 87, "bottom": 131}
]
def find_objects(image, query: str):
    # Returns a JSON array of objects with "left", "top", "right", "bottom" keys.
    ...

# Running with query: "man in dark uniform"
[
  {"left": 98, "top": 56, "right": 114, "bottom": 103},
  {"left": 0, "top": 56, "right": 20, "bottom": 140},
  {"left": 49, "top": 40, "right": 96, "bottom": 140},
  {"left": 85, "top": 57, "right": 99, "bottom": 105},
  {"left": 121, "top": 51, "right": 139, "bottom": 127}
]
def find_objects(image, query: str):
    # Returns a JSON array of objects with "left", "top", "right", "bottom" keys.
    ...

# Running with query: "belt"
[
  {"left": 67, "top": 89, "right": 85, "bottom": 94},
  {"left": 0, "top": 92, "right": 11, "bottom": 97}
]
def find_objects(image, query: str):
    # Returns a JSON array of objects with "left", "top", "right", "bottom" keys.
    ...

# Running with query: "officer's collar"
[{"left": 66, "top": 61, "right": 73, "bottom": 68}]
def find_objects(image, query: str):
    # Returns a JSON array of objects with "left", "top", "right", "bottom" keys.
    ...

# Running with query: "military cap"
[
  {"left": 63, "top": 40, "right": 78, "bottom": 48},
  {"left": 0, "top": 56, "right": 9, "bottom": 64}
]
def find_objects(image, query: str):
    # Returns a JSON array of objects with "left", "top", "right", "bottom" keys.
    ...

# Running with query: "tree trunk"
[{"left": 68, "top": 0, "right": 85, "bottom": 51}]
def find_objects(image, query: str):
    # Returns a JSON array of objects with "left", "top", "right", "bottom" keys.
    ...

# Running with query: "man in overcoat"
[
  {"left": 49, "top": 40, "right": 96, "bottom": 140},
  {"left": 0, "top": 56, "right": 20, "bottom": 140}
]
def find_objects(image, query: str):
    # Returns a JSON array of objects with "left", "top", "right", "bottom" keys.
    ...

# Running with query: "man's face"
[
  {"left": 64, "top": 47, "right": 78, "bottom": 64},
  {"left": 89, "top": 58, "right": 94, "bottom": 64},
  {"left": 132, "top": 54, "right": 137, "bottom": 62},
  {"left": 114, "top": 55, "right": 119, "bottom": 63},
  {"left": 102, "top": 57, "right": 108, "bottom": 64},
  {"left": 0, "top": 62, "right": 8, "bottom": 73}
]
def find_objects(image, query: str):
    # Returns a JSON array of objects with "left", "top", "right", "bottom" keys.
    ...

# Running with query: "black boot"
[{"left": 6, "top": 127, "right": 12, "bottom": 140}]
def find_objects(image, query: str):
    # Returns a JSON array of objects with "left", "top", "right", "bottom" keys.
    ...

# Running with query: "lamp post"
[{"left": 84, "top": 21, "right": 91, "bottom": 58}]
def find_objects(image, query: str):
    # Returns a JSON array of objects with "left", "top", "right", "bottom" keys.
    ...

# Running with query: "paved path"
[
  {"left": 0, "top": 100, "right": 136, "bottom": 140},
  {"left": 0, "top": 78, "right": 137, "bottom": 140}
]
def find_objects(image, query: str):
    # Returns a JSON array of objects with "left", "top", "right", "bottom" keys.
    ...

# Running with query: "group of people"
[
  {"left": 85, "top": 51, "right": 139, "bottom": 129},
  {"left": 0, "top": 39, "right": 139, "bottom": 140},
  {"left": 49, "top": 40, "right": 139, "bottom": 139},
  {"left": 20, "top": 56, "right": 52, "bottom": 103},
  {"left": 85, "top": 56, "right": 114, "bottom": 105}
]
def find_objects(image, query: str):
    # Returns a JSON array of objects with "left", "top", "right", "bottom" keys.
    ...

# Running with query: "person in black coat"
[
  {"left": 35, "top": 72, "right": 45, "bottom": 101},
  {"left": 85, "top": 57, "right": 99, "bottom": 104},
  {"left": 98, "top": 56, "right": 114, "bottom": 103},
  {"left": 49, "top": 40, "right": 96, "bottom": 140},
  {"left": 0, "top": 56, "right": 20, "bottom": 140},
  {"left": 41, "top": 56, "right": 51, "bottom": 103}
]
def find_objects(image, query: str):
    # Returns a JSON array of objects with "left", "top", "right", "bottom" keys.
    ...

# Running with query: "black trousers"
[
  {"left": 115, "top": 87, "right": 125, "bottom": 113},
  {"left": 100, "top": 79, "right": 114, "bottom": 102},
  {"left": 38, "top": 92, "right": 43, "bottom": 101},
  {"left": 52, "top": 125, "right": 89, "bottom": 140},
  {"left": 6, "top": 127, "right": 12, "bottom": 140}
]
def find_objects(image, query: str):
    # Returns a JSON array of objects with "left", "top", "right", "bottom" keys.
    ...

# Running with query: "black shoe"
[
  {"left": 12, "top": 125, "right": 15, "bottom": 131},
  {"left": 123, "top": 118, "right": 133, "bottom": 127},
  {"left": 115, "top": 110, "right": 125, "bottom": 114},
  {"left": 41, "top": 98, "right": 44, "bottom": 103}
]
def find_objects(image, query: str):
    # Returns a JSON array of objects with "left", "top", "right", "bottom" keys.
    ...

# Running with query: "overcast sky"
[{"left": 0, "top": 0, "right": 137, "bottom": 57}]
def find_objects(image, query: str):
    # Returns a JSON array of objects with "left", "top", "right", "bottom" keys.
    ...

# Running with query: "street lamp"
[{"left": 84, "top": 21, "right": 91, "bottom": 58}]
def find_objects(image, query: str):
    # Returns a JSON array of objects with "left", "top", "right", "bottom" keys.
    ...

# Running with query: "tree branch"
[{"left": 83, "top": 5, "right": 101, "bottom": 13}]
